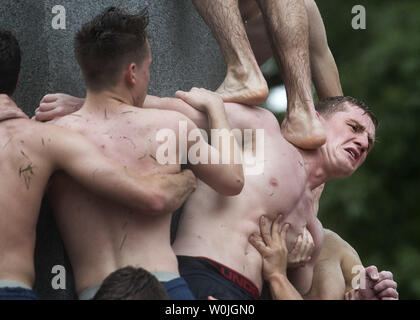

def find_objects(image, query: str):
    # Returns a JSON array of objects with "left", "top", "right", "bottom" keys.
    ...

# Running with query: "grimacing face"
[{"left": 322, "top": 104, "right": 376, "bottom": 177}]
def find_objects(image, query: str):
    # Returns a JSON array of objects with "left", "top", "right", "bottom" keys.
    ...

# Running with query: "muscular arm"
[
  {"left": 44, "top": 125, "right": 196, "bottom": 215},
  {"left": 304, "top": 0, "right": 343, "bottom": 98},
  {"left": 175, "top": 88, "right": 244, "bottom": 196},
  {"left": 34, "top": 92, "right": 244, "bottom": 196}
]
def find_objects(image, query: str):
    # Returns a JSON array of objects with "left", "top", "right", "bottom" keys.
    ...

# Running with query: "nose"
[{"left": 354, "top": 134, "right": 369, "bottom": 153}]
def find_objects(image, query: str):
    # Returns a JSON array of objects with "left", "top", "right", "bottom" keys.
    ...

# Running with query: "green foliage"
[{"left": 267, "top": 0, "right": 420, "bottom": 299}]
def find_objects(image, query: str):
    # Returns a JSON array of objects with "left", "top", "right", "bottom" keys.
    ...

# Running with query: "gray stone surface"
[{"left": 1, "top": 0, "right": 225, "bottom": 299}]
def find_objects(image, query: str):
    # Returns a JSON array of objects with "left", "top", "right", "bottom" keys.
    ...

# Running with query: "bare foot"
[
  {"left": 217, "top": 66, "right": 269, "bottom": 106},
  {"left": 281, "top": 106, "right": 326, "bottom": 150}
]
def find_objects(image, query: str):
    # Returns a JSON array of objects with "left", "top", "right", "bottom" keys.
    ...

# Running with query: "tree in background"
[{"left": 264, "top": 0, "right": 420, "bottom": 299}]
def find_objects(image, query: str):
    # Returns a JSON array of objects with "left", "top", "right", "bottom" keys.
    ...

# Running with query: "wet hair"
[
  {"left": 315, "top": 96, "right": 378, "bottom": 129},
  {"left": 0, "top": 29, "right": 21, "bottom": 95},
  {"left": 74, "top": 6, "right": 149, "bottom": 92},
  {"left": 93, "top": 266, "right": 169, "bottom": 300}
]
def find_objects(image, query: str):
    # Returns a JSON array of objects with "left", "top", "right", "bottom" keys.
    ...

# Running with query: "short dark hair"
[
  {"left": 315, "top": 96, "right": 378, "bottom": 129},
  {"left": 74, "top": 6, "right": 149, "bottom": 92},
  {"left": 93, "top": 266, "right": 169, "bottom": 300},
  {"left": 0, "top": 29, "right": 21, "bottom": 95}
]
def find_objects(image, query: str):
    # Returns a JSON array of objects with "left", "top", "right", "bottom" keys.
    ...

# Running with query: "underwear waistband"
[{"left": 179, "top": 256, "right": 260, "bottom": 299}]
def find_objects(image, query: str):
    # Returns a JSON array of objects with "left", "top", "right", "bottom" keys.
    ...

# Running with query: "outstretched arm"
[
  {"left": 249, "top": 215, "right": 304, "bottom": 300},
  {"left": 175, "top": 88, "right": 244, "bottom": 196},
  {"left": 326, "top": 231, "right": 399, "bottom": 300},
  {"left": 45, "top": 125, "right": 197, "bottom": 215},
  {"left": 304, "top": 0, "right": 343, "bottom": 98}
]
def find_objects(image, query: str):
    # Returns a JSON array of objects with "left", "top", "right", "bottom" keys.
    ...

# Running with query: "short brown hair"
[
  {"left": 74, "top": 7, "right": 149, "bottom": 92},
  {"left": 0, "top": 29, "right": 21, "bottom": 95},
  {"left": 93, "top": 266, "right": 169, "bottom": 300},
  {"left": 315, "top": 96, "right": 378, "bottom": 129}
]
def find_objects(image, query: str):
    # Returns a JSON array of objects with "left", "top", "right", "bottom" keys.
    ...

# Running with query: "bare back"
[
  {"left": 49, "top": 105, "right": 185, "bottom": 293},
  {"left": 0, "top": 120, "right": 62, "bottom": 286},
  {"left": 173, "top": 104, "right": 324, "bottom": 293}
]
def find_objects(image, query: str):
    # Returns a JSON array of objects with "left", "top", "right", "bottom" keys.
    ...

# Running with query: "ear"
[
  {"left": 125, "top": 63, "right": 137, "bottom": 86},
  {"left": 316, "top": 111, "right": 326, "bottom": 123}
]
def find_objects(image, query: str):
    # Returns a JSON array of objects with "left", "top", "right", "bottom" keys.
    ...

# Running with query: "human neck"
[
  {"left": 298, "top": 147, "right": 330, "bottom": 190},
  {"left": 84, "top": 88, "right": 134, "bottom": 112}
]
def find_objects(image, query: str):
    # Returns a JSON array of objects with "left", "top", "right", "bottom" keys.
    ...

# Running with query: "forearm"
[
  {"left": 267, "top": 274, "right": 303, "bottom": 300},
  {"left": 147, "top": 171, "right": 196, "bottom": 215},
  {"left": 144, "top": 96, "right": 209, "bottom": 131},
  {"left": 92, "top": 169, "right": 195, "bottom": 216},
  {"left": 207, "top": 107, "right": 244, "bottom": 188},
  {"left": 311, "top": 49, "right": 343, "bottom": 98},
  {"left": 305, "top": 0, "right": 343, "bottom": 98}
]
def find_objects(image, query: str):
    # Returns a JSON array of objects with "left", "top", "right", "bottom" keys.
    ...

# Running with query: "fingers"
[
  {"left": 365, "top": 265, "right": 379, "bottom": 281},
  {"left": 290, "top": 233, "right": 303, "bottom": 255},
  {"left": 41, "top": 94, "right": 59, "bottom": 103},
  {"left": 377, "top": 271, "right": 394, "bottom": 282},
  {"left": 175, "top": 90, "right": 187, "bottom": 100},
  {"left": 377, "top": 287, "right": 399, "bottom": 299},
  {"left": 249, "top": 233, "right": 269, "bottom": 256},
  {"left": 279, "top": 223, "right": 290, "bottom": 247},
  {"left": 38, "top": 102, "right": 57, "bottom": 112},
  {"left": 259, "top": 216, "right": 272, "bottom": 248},
  {"left": 374, "top": 279, "right": 397, "bottom": 293},
  {"left": 373, "top": 272, "right": 398, "bottom": 300},
  {"left": 35, "top": 108, "right": 61, "bottom": 122},
  {"left": 271, "top": 214, "right": 283, "bottom": 242},
  {"left": 174, "top": 89, "right": 201, "bottom": 108},
  {"left": 302, "top": 228, "right": 314, "bottom": 262}
]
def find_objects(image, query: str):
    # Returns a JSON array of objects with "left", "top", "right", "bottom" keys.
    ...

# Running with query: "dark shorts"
[
  {"left": 161, "top": 277, "right": 196, "bottom": 300},
  {"left": 177, "top": 256, "right": 260, "bottom": 300},
  {"left": 0, "top": 287, "right": 38, "bottom": 300}
]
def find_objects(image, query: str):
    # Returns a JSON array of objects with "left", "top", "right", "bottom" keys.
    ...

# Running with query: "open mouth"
[{"left": 344, "top": 147, "right": 360, "bottom": 162}]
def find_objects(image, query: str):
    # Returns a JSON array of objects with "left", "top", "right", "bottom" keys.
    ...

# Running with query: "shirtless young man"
[
  {"left": 250, "top": 216, "right": 399, "bottom": 300},
  {"left": 0, "top": 30, "right": 196, "bottom": 300},
  {"left": 37, "top": 7, "right": 243, "bottom": 300},
  {"left": 38, "top": 92, "right": 377, "bottom": 299},
  {"left": 192, "top": 0, "right": 343, "bottom": 150}
]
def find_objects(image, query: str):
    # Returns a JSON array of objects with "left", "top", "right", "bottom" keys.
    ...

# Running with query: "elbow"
[{"left": 219, "top": 168, "right": 245, "bottom": 196}]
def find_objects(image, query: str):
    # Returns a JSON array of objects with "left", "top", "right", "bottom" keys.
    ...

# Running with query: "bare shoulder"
[
  {"left": 224, "top": 103, "right": 280, "bottom": 131},
  {"left": 126, "top": 106, "right": 196, "bottom": 129},
  {"left": 6, "top": 119, "right": 60, "bottom": 145},
  {"left": 323, "top": 229, "right": 359, "bottom": 260}
]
